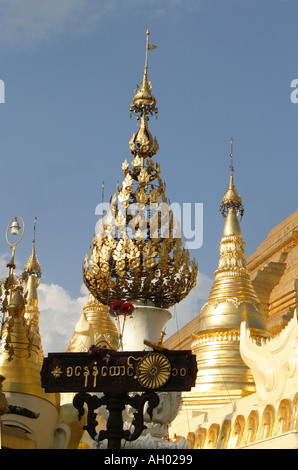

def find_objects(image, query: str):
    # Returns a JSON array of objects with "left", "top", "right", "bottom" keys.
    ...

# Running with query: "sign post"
[{"left": 41, "top": 348, "right": 197, "bottom": 449}]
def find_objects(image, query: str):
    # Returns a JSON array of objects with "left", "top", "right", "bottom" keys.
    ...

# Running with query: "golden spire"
[
  {"left": 184, "top": 141, "right": 269, "bottom": 412},
  {"left": 131, "top": 29, "right": 158, "bottom": 115},
  {"left": 220, "top": 138, "right": 244, "bottom": 219},
  {"left": 83, "top": 31, "right": 197, "bottom": 309},
  {"left": 24, "top": 218, "right": 41, "bottom": 281},
  {"left": 0, "top": 290, "right": 58, "bottom": 407},
  {"left": 23, "top": 218, "right": 44, "bottom": 364},
  {"left": 197, "top": 140, "right": 267, "bottom": 335},
  {"left": 24, "top": 273, "right": 44, "bottom": 366}
]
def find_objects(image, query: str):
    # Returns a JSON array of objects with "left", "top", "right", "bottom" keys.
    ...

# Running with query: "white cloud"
[
  {"left": 38, "top": 282, "right": 88, "bottom": 354},
  {"left": 0, "top": 253, "right": 9, "bottom": 279},
  {"left": 0, "top": 0, "right": 194, "bottom": 45},
  {"left": 0, "top": 0, "right": 99, "bottom": 44}
]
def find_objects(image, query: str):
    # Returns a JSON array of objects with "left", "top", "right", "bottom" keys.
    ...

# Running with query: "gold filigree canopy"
[{"left": 83, "top": 31, "right": 197, "bottom": 309}]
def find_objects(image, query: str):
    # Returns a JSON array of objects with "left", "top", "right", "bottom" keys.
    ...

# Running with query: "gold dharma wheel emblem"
[{"left": 136, "top": 353, "right": 171, "bottom": 389}]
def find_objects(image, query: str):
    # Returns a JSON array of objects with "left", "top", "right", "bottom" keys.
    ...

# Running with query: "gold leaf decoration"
[{"left": 83, "top": 34, "right": 197, "bottom": 309}]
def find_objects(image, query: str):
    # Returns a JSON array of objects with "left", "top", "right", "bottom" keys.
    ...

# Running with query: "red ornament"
[
  {"left": 121, "top": 302, "right": 134, "bottom": 316},
  {"left": 109, "top": 300, "right": 124, "bottom": 315},
  {"left": 109, "top": 301, "right": 135, "bottom": 350}
]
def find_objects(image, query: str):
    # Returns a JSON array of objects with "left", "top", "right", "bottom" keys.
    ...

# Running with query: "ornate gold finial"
[
  {"left": 83, "top": 32, "right": 197, "bottom": 309},
  {"left": 24, "top": 217, "right": 41, "bottom": 281},
  {"left": 129, "top": 30, "right": 159, "bottom": 160},
  {"left": 220, "top": 138, "right": 244, "bottom": 219},
  {"left": 230, "top": 137, "right": 233, "bottom": 168},
  {"left": 130, "top": 29, "right": 158, "bottom": 118}
]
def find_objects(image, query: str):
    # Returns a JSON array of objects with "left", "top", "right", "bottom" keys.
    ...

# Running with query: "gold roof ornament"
[
  {"left": 23, "top": 218, "right": 41, "bottom": 283},
  {"left": 83, "top": 30, "right": 198, "bottom": 309},
  {"left": 220, "top": 138, "right": 244, "bottom": 220},
  {"left": 131, "top": 29, "right": 158, "bottom": 116}
]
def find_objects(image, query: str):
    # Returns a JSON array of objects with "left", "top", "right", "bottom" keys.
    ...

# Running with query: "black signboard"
[{"left": 41, "top": 349, "right": 197, "bottom": 393}]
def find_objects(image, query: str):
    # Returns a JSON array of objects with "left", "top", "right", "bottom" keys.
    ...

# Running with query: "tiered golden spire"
[
  {"left": 23, "top": 218, "right": 43, "bottom": 364},
  {"left": 0, "top": 289, "right": 58, "bottom": 407},
  {"left": 0, "top": 220, "right": 57, "bottom": 406},
  {"left": 83, "top": 30, "right": 197, "bottom": 309},
  {"left": 196, "top": 139, "right": 268, "bottom": 335},
  {"left": 183, "top": 141, "right": 269, "bottom": 412}
]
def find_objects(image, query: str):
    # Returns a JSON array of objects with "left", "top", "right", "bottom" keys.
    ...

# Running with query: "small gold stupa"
[
  {"left": 183, "top": 139, "right": 270, "bottom": 412},
  {"left": 66, "top": 293, "right": 118, "bottom": 352},
  {"left": 83, "top": 30, "right": 197, "bottom": 310}
]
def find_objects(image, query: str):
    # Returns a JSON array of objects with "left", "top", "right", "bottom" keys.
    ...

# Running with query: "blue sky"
[{"left": 0, "top": 0, "right": 297, "bottom": 352}]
